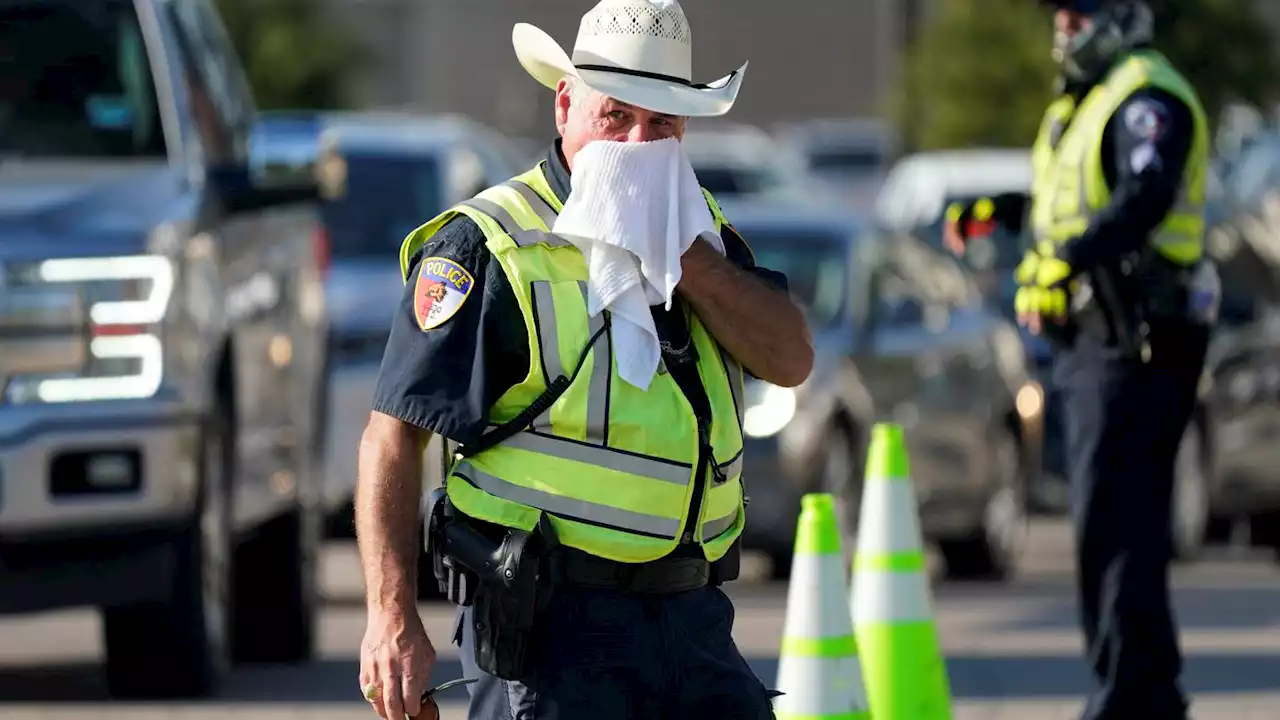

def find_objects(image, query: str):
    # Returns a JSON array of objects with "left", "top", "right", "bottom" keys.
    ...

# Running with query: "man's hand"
[
  {"left": 943, "top": 198, "right": 997, "bottom": 256},
  {"left": 1013, "top": 249, "right": 1073, "bottom": 334},
  {"left": 355, "top": 412, "right": 433, "bottom": 718},
  {"left": 360, "top": 610, "right": 437, "bottom": 719}
]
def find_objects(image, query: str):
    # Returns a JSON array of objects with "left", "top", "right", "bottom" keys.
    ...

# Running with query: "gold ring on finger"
[{"left": 362, "top": 683, "right": 382, "bottom": 702}]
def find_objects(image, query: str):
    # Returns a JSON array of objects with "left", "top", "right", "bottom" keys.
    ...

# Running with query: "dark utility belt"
[
  {"left": 550, "top": 545, "right": 725, "bottom": 594},
  {"left": 423, "top": 488, "right": 738, "bottom": 680}
]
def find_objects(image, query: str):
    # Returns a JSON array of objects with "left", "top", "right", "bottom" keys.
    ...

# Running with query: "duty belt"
[{"left": 549, "top": 547, "right": 710, "bottom": 594}]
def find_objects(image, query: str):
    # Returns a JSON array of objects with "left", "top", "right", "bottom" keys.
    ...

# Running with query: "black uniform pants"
[
  {"left": 1053, "top": 321, "right": 1209, "bottom": 720},
  {"left": 457, "top": 583, "right": 776, "bottom": 720}
]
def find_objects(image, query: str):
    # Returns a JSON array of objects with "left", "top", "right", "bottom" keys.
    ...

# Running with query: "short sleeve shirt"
[{"left": 371, "top": 140, "right": 791, "bottom": 446}]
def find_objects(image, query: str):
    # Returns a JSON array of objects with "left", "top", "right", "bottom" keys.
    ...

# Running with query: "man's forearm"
[
  {"left": 355, "top": 411, "right": 428, "bottom": 616},
  {"left": 1058, "top": 178, "right": 1177, "bottom": 271},
  {"left": 678, "top": 238, "right": 814, "bottom": 387}
]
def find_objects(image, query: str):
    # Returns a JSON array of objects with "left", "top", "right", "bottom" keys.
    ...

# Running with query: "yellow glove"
[
  {"left": 1015, "top": 285, "right": 1069, "bottom": 321},
  {"left": 1013, "top": 250, "right": 1073, "bottom": 322}
]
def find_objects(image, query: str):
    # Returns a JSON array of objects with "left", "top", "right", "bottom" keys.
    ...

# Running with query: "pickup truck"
[{"left": 0, "top": 0, "right": 330, "bottom": 698}]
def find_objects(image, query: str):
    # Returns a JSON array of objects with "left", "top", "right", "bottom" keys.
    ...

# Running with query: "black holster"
[{"left": 424, "top": 488, "right": 553, "bottom": 680}]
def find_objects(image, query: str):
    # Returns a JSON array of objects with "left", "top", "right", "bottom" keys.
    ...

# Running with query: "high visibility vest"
[
  {"left": 399, "top": 164, "right": 747, "bottom": 564},
  {"left": 1030, "top": 49, "right": 1210, "bottom": 266}
]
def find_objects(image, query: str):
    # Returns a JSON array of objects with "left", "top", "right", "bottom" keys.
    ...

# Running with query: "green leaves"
[
  {"left": 893, "top": 0, "right": 1280, "bottom": 152},
  {"left": 215, "top": 0, "right": 362, "bottom": 111}
]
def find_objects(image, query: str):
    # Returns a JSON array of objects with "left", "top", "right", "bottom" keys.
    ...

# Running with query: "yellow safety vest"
[
  {"left": 399, "top": 163, "right": 747, "bottom": 564},
  {"left": 1030, "top": 49, "right": 1209, "bottom": 266}
]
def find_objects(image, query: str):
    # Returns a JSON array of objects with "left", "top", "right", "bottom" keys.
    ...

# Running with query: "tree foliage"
[
  {"left": 215, "top": 0, "right": 362, "bottom": 111},
  {"left": 893, "top": 0, "right": 1280, "bottom": 152}
]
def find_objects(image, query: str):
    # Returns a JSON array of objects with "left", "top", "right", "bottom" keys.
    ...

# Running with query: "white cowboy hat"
[{"left": 512, "top": 0, "right": 748, "bottom": 118}]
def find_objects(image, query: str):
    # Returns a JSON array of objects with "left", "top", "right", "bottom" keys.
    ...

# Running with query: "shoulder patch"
[
  {"left": 414, "top": 257, "right": 475, "bottom": 331},
  {"left": 1123, "top": 98, "right": 1170, "bottom": 141}
]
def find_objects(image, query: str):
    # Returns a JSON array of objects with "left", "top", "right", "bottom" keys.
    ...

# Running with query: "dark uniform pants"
[
  {"left": 1053, "top": 322, "right": 1210, "bottom": 720},
  {"left": 457, "top": 583, "right": 776, "bottom": 720}
]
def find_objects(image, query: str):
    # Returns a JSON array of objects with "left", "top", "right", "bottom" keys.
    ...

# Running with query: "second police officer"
[{"left": 945, "top": 1, "right": 1219, "bottom": 719}]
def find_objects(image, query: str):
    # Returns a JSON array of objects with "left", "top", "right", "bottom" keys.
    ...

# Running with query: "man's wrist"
[
  {"left": 678, "top": 236, "right": 726, "bottom": 293},
  {"left": 367, "top": 589, "right": 418, "bottom": 618}
]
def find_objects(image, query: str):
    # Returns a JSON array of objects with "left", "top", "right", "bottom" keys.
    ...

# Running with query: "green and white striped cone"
[
  {"left": 850, "top": 424, "right": 953, "bottom": 720},
  {"left": 774, "top": 493, "right": 872, "bottom": 720}
]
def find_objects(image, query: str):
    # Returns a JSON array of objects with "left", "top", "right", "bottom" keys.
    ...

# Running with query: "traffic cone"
[
  {"left": 774, "top": 493, "right": 872, "bottom": 720},
  {"left": 850, "top": 423, "right": 952, "bottom": 720}
]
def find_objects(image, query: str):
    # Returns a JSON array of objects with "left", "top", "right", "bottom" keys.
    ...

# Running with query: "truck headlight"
[
  {"left": 743, "top": 382, "right": 797, "bottom": 438},
  {"left": 2, "top": 255, "right": 174, "bottom": 404}
]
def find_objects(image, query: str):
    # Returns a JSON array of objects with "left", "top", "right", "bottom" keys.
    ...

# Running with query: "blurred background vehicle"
[
  {"left": 682, "top": 121, "right": 836, "bottom": 205},
  {"left": 775, "top": 118, "right": 896, "bottom": 214},
  {"left": 309, "top": 112, "right": 523, "bottom": 534},
  {"left": 0, "top": 0, "right": 328, "bottom": 698},
  {"left": 869, "top": 148, "right": 1077, "bottom": 513},
  {"left": 1197, "top": 130, "right": 1280, "bottom": 561},
  {"left": 721, "top": 200, "right": 1044, "bottom": 583}
]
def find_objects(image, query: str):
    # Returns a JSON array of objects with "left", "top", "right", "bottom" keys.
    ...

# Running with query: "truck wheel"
[
  {"left": 939, "top": 429, "right": 1027, "bottom": 582},
  {"left": 103, "top": 413, "right": 233, "bottom": 698},
  {"left": 231, "top": 501, "right": 320, "bottom": 662}
]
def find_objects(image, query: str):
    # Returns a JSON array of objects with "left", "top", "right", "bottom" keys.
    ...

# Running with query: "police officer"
[
  {"left": 945, "top": 1, "right": 1215, "bottom": 718},
  {"left": 353, "top": 1, "right": 813, "bottom": 719}
]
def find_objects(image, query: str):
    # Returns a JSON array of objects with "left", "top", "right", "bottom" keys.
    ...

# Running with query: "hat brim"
[{"left": 512, "top": 22, "right": 746, "bottom": 118}]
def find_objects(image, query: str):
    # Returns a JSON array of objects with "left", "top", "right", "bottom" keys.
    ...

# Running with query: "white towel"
[{"left": 552, "top": 138, "right": 724, "bottom": 391}]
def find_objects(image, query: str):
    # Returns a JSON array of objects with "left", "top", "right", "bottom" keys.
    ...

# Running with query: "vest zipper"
[{"left": 682, "top": 423, "right": 712, "bottom": 544}]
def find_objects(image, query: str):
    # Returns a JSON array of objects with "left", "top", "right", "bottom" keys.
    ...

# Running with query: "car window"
[
  {"left": 320, "top": 151, "right": 445, "bottom": 258},
  {"left": 808, "top": 147, "right": 882, "bottom": 174},
  {"left": 165, "top": 0, "right": 253, "bottom": 163},
  {"left": 736, "top": 227, "right": 852, "bottom": 327},
  {"left": 694, "top": 165, "right": 773, "bottom": 197},
  {"left": 922, "top": 192, "right": 1029, "bottom": 272},
  {"left": 0, "top": 0, "right": 166, "bottom": 158}
]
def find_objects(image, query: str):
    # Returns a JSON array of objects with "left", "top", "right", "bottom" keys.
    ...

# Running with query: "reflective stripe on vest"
[
  {"left": 401, "top": 163, "right": 748, "bottom": 563},
  {"left": 528, "top": 278, "right": 746, "bottom": 439},
  {"left": 452, "top": 430, "right": 743, "bottom": 539},
  {"left": 1030, "top": 50, "right": 1209, "bottom": 266}
]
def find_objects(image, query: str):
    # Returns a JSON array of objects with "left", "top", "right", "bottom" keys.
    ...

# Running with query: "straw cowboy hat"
[{"left": 512, "top": 0, "right": 748, "bottom": 118}]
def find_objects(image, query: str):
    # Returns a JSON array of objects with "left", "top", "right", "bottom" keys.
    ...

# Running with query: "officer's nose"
[{"left": 626, "top": 123, "right": 662, "bottom": 143}]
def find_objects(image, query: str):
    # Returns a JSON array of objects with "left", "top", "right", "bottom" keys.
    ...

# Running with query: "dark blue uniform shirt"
[
  {"left": 372, "top": 140, "right": 789, "bottom": 447},
  {"left": 1056, "top": 85, "right": 1196, "bottom": 270},
  {"left": 983, "top": 85, "right": 1196, "bottom": 272}
]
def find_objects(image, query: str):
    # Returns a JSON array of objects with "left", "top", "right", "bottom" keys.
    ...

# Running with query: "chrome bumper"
[{"left": 0, "top": 396, "right": 199, "bottom": 537}]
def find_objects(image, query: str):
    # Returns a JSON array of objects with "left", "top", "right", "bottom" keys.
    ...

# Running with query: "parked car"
[
  {"left": 0, "top": 0, "right": 329, "bottom": 698},
  {"left": 1197, "top": 134, "right": 1280, "bottom": 562},
  {"left": 722, "top": 201, "right": 1045, "bottom": 582},
  {"left": 775, "top": 118, "right": 896, "bottom": 213},
  {"left": 310, "top": 112, "right": 524, "bottom": 538},
  {"left": 869, "top": 148, "right": 1082, "bottom": 513},
  {"left": 683, "top": 122, "right": 833, "bottom": 205}
]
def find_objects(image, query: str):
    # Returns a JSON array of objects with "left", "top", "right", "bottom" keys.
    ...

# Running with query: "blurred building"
[{"left": 323, "top": 0, "right": 920, "bottom": 139}]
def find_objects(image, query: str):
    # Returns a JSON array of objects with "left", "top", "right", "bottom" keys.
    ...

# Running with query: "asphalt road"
[{"left": 3, "top": 519, "right": 1280, "bottom": 720}]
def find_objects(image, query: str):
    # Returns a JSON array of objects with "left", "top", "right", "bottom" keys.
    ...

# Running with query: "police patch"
[
  {"left": 414, "top": 257, "right": 474, "bottom": 330},
  {"left": 1123, "top": 99, "right": 1169, "bottom": 141},
  {"left": 1130, "top": 141, "right": 1163, "bottom": 173}
]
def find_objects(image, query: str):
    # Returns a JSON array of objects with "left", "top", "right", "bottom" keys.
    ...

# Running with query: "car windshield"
[
  {"left": 693, "top": 164, "right": 777, "bottom": 197},
  {"left": 320, "top": 151, "right": 444, "bottom": 258},
  {"left": 0, "top": 0, "right": 166, "bottom": 158},
  {"left": 808, "top": 147, "right": 882, "bottom": 174},
  {"left": 736, "top": 227, "right": 850, "bottom": 327}
]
